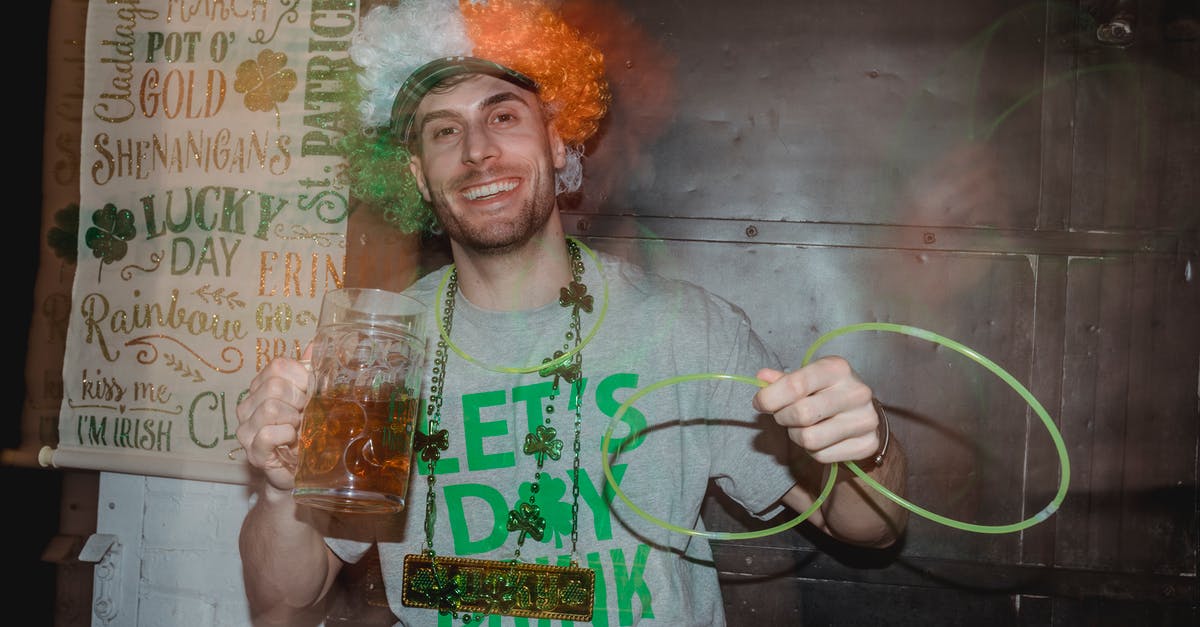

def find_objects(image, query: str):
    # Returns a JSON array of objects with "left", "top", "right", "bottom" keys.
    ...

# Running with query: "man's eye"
[
  {"left": 432, "top": 126, "right": 458, "bottom": 138},
  {"left": 493, "top": 112, "right": 516, "bottom": 124}
]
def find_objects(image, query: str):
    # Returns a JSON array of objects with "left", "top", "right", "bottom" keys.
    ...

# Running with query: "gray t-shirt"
[{"left": 327, "top": 249, "right": 797, "bottom": 626}]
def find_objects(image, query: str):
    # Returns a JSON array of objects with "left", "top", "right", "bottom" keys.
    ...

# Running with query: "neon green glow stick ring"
[
  {"left": 804, "top": 322, "right": 1071, "bottom": 534},
  {"left": 434, "top": 236, "right": 610, "bottom": 374},
  {"left": 601, "top": 323, "right": 1071, "bottom": 538},
  {"left": 601, "top": 373, "right": 838, "bottom": 541}
]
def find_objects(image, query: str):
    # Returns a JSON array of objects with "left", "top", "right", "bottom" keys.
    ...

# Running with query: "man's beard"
[{"left": 429, "top": 165, "right": 558, "bottom": 255}]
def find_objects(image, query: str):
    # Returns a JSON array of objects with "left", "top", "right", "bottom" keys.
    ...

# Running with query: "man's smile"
[{"left": 462, "top": 178, "right": 519, "bottom": 201}]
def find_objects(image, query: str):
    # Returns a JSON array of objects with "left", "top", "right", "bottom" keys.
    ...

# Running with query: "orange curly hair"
[{"left": 462, "top": 0, "right": 610, "bottom": 145}]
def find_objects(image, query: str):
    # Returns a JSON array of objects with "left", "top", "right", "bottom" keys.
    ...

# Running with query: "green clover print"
[
  {"left": 85, "top": 203, "right": 136, "bottom": 281},
  {"left": 46, "top": 203, "right": 79, "bottom": 264}
]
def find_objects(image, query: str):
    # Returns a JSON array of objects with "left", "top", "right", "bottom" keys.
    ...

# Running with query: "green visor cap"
[{"left": 390, "top": 56, "right": 539, "bottom": 143}]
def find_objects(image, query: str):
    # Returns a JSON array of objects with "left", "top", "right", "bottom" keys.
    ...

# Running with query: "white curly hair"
[{"left": 350, "top": 0, "right": 473, "bottom": 130}]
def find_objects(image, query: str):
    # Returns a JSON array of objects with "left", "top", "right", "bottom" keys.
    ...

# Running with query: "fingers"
[
  {"left": 235, "top": 395, "right": 301, "bottom": 450},
  {"left": 239, "top": 369, "right": 310, "bottom": 424},
  {"left": 754, "top": 356, "right": 866, "bottom": 422},
  {"left": 238, "top": 420, "right": 299, "bottom": 465},
  {"left": 235, "top": 357, "right": 312, "bottom": 476},
  {"left": 246, "top": 356, "right": 311, "bottom": 395},
  {"left": 755, "top": 356, "right": 880, "bottom": 464},
  {"left": 239, "top": 358, "right": 310, "bottom": 420},
  {"left": 785, "top": 402, "right": 879, "bottom": 464}
]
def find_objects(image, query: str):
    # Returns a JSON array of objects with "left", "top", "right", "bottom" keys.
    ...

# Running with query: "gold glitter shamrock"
[
  {"left": 506, "top": 502, "right": 546, "bottom": 543},
  {"left": 413, "top": 428, "right": 449, "bottom": 463},
  {"left": 85, "top": 202, "right": 136, "bottom": 281},
  {"left": 46, "top": 203, "right": 79, "bottom": 264},
  {"left": 234, "top": 49, "right": 298, "bottom": 116},
  {"left": 558, "top": 280, "right": 594, "bottom": 314},
  {"left": 523, "top": 425, "right": 563, "bottom": 465}
]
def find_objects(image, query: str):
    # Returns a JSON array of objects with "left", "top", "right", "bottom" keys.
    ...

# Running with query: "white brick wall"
[{"left": 94, "top": 473, "right": 255, "bottom": 627}]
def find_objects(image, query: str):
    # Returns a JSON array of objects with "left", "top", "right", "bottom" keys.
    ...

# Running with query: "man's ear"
[
  {"left": 548, "top": 123, "right": 567, "bottom": 170},
  {"left": 408, "top": 155, "right": 432, "bottom": 202}
]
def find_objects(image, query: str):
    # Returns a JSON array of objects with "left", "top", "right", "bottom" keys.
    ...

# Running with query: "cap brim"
[{"left": 390, "top": 56, "right": 539, "bottom": 143}]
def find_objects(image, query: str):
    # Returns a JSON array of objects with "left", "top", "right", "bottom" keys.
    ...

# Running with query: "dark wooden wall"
[{"left": 550, "top": 0, "right": 1197, "bottom": 624}]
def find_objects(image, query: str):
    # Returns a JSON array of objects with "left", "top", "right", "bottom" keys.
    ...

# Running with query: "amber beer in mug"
[{"left": 292, "top": 288, "right": 427, "bottom": 514}]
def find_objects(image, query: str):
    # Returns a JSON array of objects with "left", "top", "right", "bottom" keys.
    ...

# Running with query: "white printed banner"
[{"left": 53, "top": 0, "right": 360, "bottom": 483}]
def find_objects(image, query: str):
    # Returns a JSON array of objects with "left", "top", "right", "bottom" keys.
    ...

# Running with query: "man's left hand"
[{"left": 753, "top": 356, "right": 880, "bottom": 465}]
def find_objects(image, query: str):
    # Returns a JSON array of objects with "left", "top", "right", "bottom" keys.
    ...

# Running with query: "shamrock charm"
[
  {"left": 540, "top": 350, "right": 582, "bottom": 383},
  {"left": 414, "top": 428, "right": 450, "bottom": 463},
  {"left": 523, "top": 425, "right": 564, "bottom": 465},
  {"left": 507, "top": 502, "right": 547, "bottom": 543},
  {"left": 559, "top": 280, "right": 593, "bottom": 314}
]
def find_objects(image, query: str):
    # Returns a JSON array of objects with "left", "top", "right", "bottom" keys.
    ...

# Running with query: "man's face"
[{"left": 409, "top": 74, "right": 567, "bottom": 253}]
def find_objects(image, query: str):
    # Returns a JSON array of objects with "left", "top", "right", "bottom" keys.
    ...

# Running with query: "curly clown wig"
[{"left": 341, "top": 0, "right": 611, "bottom": 233}]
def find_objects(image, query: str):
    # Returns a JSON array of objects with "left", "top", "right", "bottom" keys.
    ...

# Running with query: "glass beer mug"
[{"left": 290, "top": 288, "right": 428, "bottom": 514}]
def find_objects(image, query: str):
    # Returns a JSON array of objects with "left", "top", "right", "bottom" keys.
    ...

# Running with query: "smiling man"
[
  {"left": 410, "top": 72, "right": 566, "bottom": 253},
  {"left": 234, "top": 2, "right": 909, "bottom": 625}
]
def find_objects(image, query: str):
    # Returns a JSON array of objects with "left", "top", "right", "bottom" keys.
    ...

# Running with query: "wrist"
[
  {"left": 860, "top": 398, "right": 891, "bottom": 468},
  {"left": 260, "top": 481, "right": 296, "bottom": 506}
]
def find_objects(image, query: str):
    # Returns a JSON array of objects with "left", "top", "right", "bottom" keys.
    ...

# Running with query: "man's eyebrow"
[
  {"left": 417, "top": 91, "right": 532, "bottom": 136},
  {"left": 479, "top": 91, "right": 528, "bottom": 110},
  {"left": 416, "top": 109, "right": 458, "bottom": 135}
]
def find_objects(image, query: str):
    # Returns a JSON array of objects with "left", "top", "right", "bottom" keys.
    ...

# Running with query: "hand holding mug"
[{"left": 238, "top": 288, "right": 428, "bottom": 514}]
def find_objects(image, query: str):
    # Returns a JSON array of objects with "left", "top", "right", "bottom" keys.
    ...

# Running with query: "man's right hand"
[{"left": 235, "top": 356, "right": 313, "bottom": 492}]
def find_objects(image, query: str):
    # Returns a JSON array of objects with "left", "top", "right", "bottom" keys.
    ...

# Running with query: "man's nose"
[{"left": 462, "top": 125, "right": 499, "bottom": 165}]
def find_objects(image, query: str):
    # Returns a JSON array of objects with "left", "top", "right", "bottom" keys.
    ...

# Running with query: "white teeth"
[{"left": 463, "top": 180, "right": 517, "bottom": 200}]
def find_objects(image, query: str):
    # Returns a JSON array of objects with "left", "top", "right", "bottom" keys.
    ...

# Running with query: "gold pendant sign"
[{"left": 401, "top": 554, "right": 595, "bottom": 621}]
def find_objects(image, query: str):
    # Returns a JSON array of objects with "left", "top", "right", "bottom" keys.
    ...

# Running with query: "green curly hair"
[{"left": 336, "top": 79, "right": 435, "bottom": 235}]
